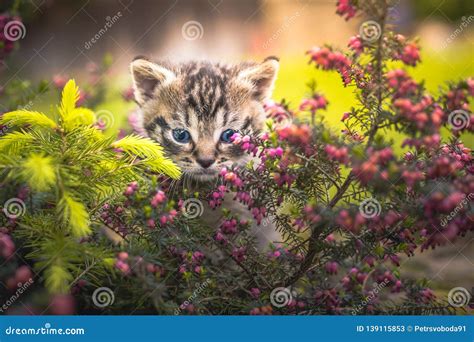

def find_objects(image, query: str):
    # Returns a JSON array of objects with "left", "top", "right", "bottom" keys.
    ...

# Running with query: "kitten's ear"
[
  {"left": 130, "top": 57, "right": 176, "bottom": 105},
  {"left": 238, "top": 56, "right": 279, "bottom": 101}
]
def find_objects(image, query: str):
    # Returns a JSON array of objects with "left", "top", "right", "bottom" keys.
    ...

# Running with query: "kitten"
[{"left": 130, "top": 56, "right": 281, "bottom": 248}]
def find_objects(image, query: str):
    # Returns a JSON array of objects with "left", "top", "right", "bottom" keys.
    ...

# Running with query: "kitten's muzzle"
[{"left": 196, "top": 158, "right": 216, "bottom": 169}]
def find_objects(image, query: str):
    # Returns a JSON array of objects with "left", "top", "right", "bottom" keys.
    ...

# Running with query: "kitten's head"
[{"left": 130, "top": 57, "right": 279, "bottom": 181}]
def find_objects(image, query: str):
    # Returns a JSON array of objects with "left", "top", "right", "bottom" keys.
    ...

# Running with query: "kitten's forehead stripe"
[{"left": 180, "top": 62, "right": 230, "bottom": 122}]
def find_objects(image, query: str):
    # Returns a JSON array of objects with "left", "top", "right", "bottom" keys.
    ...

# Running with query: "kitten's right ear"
[{"left": 130, "top": 58, "right": 176, "bottom": 105}]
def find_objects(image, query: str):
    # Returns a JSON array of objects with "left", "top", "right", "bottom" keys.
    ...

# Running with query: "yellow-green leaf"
[
  {"left": 63, "top": 108, "right": 95, "bottom": 131},
  {"left": 21, "top": 153, "right": 57, "bottom": 191},
  {"left": 44, "top": 263, "right": 73, "bottom": 294},
  {"left": 59, "top": 79, "right": 80, "bottom": 120},
  {"left": 59, "top": 193, "right": 91, "bottom": 237},
  {"left": 0, "top": 110, "right": 57, "bottom": 129},
  {"left": 144, "top": 157, "right": 181, "bottom": 179},
  {"left": 112, "top": 135, "right": 164, "bottom": 159},
  {"left": 0, "top": 131, "right": 35, "bottom": 152}
]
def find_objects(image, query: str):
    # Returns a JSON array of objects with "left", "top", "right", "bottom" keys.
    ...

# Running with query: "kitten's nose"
[{"left": 196, "top": 158, "right": 215, "bottom": 169}]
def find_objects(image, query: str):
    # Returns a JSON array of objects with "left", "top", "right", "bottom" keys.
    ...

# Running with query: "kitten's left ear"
[
  {"left": 238, "top": 56, "right": 279, "bottom": 101},
  {"left": 130, "top": 57, "right": 176, "bottom": 105}
]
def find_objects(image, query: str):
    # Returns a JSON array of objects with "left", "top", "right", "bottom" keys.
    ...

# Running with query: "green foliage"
[{"left": 0, "top": 79, "right": 180, "bottom": 293}]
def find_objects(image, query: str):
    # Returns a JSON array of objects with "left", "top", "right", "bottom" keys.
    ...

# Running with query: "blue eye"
[
  {"left": 220, "top": 129, "right": 236, "bottom": 143},
  {"left": 172, "top": 129, "right": 191, "bottom": 143}
]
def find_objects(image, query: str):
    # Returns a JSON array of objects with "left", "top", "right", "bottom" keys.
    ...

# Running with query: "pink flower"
[
  {"left": 117, "top": 252, "right": 129, "bottom": 261},
  {"left": 128, "top": 110, "right": 147, "bottom": 136},
  {"left": 250, "top": 287, "right": 261, "bottom": 299},
  {"left": 348, "top": 35, "right": 363, "bottom": 55},
  {"left": 299, "top": 94, "right": 328, "bottom": 112},
  {"left": 50, "top": 294, "right": 76, "bottom": 315},
  {"left": 53, "top": 75, "right": 68, "bottom": 89},
  {"left": 324, "top": 145, "right": 349, "bottom": 165},
  {"left": 264, "top": 100, "right": 292, "bottom": 123},
  {"left": 325, "top": 261, "right": 339, "bottom": 275},
  {"left": 307, "top": 47, "right": 351, "bottom": 73},
  {"left": 151, "top": 190, "right": 166, "bottom": 207},
  {"left": 115, "top": 260, "right": 131, "bottom": 275},
  {"left": 15, "top": 265, "right": 33, "bottom": 284},
  {"left": 400, "top": 43, "right": 420, "bottom": 66},
  {"left": 336, "top": 0, "right": 357, "bottom": 20},
  {"left": 232, "top": 247, "right": 247, "bottom": 262},
  {"left": 386, "top": 69, "right": 418, "bottom": 98},
  {"left": 122, "top": 87, "right": 135, "bottom": 102},
  {"left": 324, "top": 234, "right": 336, "bottom": 243},
  {"left": 467, "top": 77, "right": 474, "bottom": 97},
  {"left": 159, "top": 215, "right": 168, "bottom": 225},
  {"left": 0, "top": 233, "right": 15, "bottom": 259},
  {"left": 146, "top": 219, "right": 155, "bottom": 228},
  {"left": 124, "top": 186, "right": 135, "bottom": 196}
]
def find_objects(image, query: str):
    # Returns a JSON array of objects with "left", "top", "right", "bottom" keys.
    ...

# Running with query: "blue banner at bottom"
[{"left": 0, "top": 315, "right": 472, "bottom": 342}]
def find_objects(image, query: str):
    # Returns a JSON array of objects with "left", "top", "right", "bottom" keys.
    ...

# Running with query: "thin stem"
[{"left": 283, "top": 4, "right": 389, "bottom": 289}]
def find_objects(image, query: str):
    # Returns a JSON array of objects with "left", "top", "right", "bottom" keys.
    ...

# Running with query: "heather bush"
[{"left": 0, "top": 0, "right": 472, "bottom": 315}]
